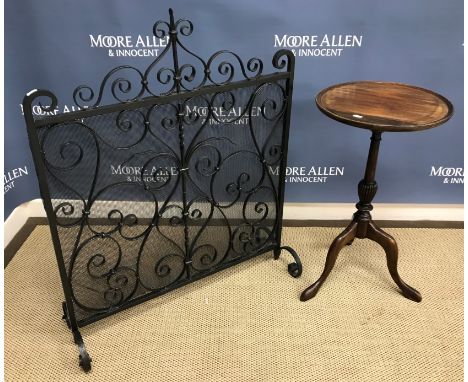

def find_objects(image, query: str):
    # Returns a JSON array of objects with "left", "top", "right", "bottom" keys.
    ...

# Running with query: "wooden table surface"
[{"left": 316, "top": 81, "right": 453, "bottom": 132}]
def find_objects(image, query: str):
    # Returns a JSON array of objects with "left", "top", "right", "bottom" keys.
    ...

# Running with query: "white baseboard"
[
  {"left": 4, "top": 200, "right": 47, "bottom": 249},
  {"left": 283, "top": 203, "right": 464, "bottom": 222},
  {"left": 4, "top": 199, "right": 464, "bottom": 249}
]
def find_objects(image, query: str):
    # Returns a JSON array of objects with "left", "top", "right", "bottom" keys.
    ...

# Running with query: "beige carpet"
[{"left": 5, "top": 225, "right": 463, "bottom": 381}]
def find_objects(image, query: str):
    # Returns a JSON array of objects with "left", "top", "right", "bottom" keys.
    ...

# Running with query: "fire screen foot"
[
  {"left": 275, "top": 246, "right": 303, "bottom": 278},
  {"left": 72, "top": 330, "right": 92, "bottom": 372},
  {"left": 63, "top": 301, "right": 92, "bottom": 372}
]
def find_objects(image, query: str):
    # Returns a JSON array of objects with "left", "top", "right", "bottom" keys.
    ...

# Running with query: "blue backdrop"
[{"left": 4, "top": 0, "right": 464, "bottom": 219}]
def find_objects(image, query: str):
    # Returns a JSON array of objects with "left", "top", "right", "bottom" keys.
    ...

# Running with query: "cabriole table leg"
[{"left": 301, "top": 131, "right": 422, "bottom": 302}]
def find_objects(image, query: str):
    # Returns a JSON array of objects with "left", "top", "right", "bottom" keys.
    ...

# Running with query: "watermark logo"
[
  {"left": 274, "top": 34, "right": 363, "bottom": 58},
  {"left": 4, "top": 166, "right": 29, "bottom": 194},
  {"left": 19, "top": 103, "right": 83, "bottom": 117},
  {"left": 111, "top": 165, "right": 176, "bottom": 184},
  {"left": 270, "top": 165, "right": 345, "bottom": 183},
  {"left": 185, "top": 105, "right": 263, "bottom": 125},
  {"left": 89, "top": 34, "right": 169, "bottom": 57},
  {"left": 430, "top": 166, "right": 464, "bottom": 184}
]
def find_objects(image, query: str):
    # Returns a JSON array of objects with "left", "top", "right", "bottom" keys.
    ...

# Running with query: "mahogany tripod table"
[{"left": 301, "top": 81, "right": 453, "bottom": 302}]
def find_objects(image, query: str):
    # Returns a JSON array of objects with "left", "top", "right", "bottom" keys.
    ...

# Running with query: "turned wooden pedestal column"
[{"left": 301, "top": 81, "right": 453, "bottom": 302}]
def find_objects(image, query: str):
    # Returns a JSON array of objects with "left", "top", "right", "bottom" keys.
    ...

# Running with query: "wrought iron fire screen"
[{"left": 23, "top": 9, "right": 301, "bottom": 372}]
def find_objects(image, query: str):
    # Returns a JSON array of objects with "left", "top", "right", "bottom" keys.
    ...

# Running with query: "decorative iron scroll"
[
  {"left": 72, "top": 9, "right": 280, "bottom": 108},
  {"left": 23, "top": 9, "right": 300, "bottom": 372}
]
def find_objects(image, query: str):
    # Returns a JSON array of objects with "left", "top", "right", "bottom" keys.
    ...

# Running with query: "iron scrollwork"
[{"left": 23, "top": 8, "right": 300, "bottom": 372}]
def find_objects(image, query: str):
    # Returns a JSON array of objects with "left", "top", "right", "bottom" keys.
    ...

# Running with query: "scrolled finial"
[
  {"left": 22, "top": 89, "right": 58, "bottom": 117},
  {"left": 169, "top": 8, "right": 175, "bottom": 29},
  {"left": 272, "top": 49, "right": 295, "bottom": 71}
]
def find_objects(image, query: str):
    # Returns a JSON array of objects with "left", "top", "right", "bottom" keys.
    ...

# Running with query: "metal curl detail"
[
  {"left": 105, "top": 267, "right": 138, "bottom": 306},
  {"left": 53, "top": 201, "right": 83, "bottom": 227},
  {"left": 70, "top": 235, "right": 138, "bottom": 311},
  {"left": 191, "top": 244, "right": 218, "bottom": 270},
  {"left": 58, "top": 141, "right": 84, "bottom": 170},
  {"left": 175, "top": 19, "right": 194, "bottom": 36},
  {"left": 272, "top": 49, "right": 295, "bottom": 71},
  {"left": 206, "top": 50, "right": 264, "bottom": 85},
  {"left": 73, "top": 66, "right": 145, "bottom": 108},
  {"left": 153, "top": 20, "right": 170, "bottom": 39},
  {"left": 22, "top": 89, "right": 58, "bottom": 117}
]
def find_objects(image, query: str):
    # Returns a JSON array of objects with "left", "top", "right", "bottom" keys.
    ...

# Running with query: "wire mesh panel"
[
  {"left": 36, "top": 81, "right": 287, "bottom": 325},
  {"left": 23, "top": 9, "right": 301, "bottom": 372}
]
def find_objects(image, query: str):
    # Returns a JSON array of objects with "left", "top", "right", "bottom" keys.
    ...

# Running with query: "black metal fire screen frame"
[{"left": 22, "top": 9, "right": 301, "bottom": 372}]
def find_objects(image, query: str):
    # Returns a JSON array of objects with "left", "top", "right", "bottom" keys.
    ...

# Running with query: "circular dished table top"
[{"left": 315, "top": 81, "right": 453, "bottom": 132}]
